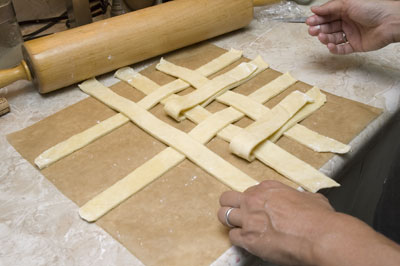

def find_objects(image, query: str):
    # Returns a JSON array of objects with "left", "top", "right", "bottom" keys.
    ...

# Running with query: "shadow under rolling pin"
[{"left": 0, "top": 0, "right": 278, "bottom": 94}]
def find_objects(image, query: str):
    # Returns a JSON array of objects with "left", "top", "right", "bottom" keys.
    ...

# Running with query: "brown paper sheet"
[{"left": 7, "top": 43, "right": 382, "bottom": 265}]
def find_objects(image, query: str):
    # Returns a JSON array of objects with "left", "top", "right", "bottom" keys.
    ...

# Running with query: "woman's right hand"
[{"left": 306, "top": 0, "right": 400, "bottom": 54}]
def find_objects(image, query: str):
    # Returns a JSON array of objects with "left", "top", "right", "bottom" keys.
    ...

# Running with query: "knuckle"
[
  {"left": 260, "top": 180, "right": 281, "bottom": 189},
  {"left": 217, "top": 208, "right": 226, "bottom": 221}
]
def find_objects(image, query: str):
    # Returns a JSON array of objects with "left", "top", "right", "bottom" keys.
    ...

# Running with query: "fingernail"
[{"left": 310, "top": 25, "right": 320, "bottom": 31}]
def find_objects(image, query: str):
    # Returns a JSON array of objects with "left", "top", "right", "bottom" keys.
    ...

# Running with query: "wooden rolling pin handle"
[{"left": 0, "top": 60, "right": 33, "bottom": 89}]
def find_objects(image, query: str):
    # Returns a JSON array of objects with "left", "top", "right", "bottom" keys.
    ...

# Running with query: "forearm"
[
  {"left": 313, "top": 213, "right": 400, "bottom": 266},
  {"left": 387, "top": 1, "right": 400, "bottom": 43}
]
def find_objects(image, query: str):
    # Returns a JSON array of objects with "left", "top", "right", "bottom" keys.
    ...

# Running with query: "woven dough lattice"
[{"left": 34, "top": 48, "right": 347, "bottom": 224}]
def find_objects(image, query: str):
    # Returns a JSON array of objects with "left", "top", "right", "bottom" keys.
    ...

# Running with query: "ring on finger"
[
  {"left": 225, "top": 207, "right": 236, "bottom": 228},
  {"left": 342, "top": 32, "right": 348, "bottom": 43}
]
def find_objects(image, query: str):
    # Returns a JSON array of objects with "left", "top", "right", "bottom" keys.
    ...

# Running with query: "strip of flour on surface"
[{"left": 284, "top": 124, "right": 351, "bottom": 153}]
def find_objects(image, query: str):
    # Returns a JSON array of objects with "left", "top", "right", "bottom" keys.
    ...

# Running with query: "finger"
[
  {"left": 318, "top": 32, "right": 347, "bottom": 45},
  {"left": 219, "top": 190, "right": 242, "bottom": 208},
  {"left": 228, "top": 228, "right": 244, "bottom": 247},
  {"left": 258, "top": 180, "right": 288, "bottom": 190},
  {"left": 308, "top": 21, "right": 342, "bottom": 37},
  {"left": 310, "top": 0, "right": 343, "bottom": 19},
  {"left": 327, "top": 42, "right": 354, "bottom": 55},
  {"left": 218, "top": 207, "right": 243, "bottom": 228},
  {"left": 306, "top": 14, "right": 339, "bottom": 26},
  {"left": 319, "top": 20, "right": 342, "bottom": 34},
  {"left": 308, "top": 24, "right": 321, "bottom": 36}
]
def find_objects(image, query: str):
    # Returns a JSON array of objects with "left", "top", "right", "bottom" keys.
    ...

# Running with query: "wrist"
[
  {"left": 386, "top": 1, "right": 400, "bottom": 43},
  {"left": 312, "top": 213, "right": 400, "bottom": 266},
  {"left": 309, "top": 212, "right": 347, "bottom": 266}
]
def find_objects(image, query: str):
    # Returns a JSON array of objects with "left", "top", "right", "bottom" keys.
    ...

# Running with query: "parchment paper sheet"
[{"left": 7, "top": 43, "right": 381, "bottom": 266}]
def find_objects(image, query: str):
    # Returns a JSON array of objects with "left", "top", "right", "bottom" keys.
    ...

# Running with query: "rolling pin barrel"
[{"left": 19, "top": 0, "right": 253, "bottom": 93}]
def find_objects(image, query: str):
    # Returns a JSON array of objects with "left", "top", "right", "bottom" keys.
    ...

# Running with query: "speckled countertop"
[{"left": 1, "top": 2, "right": 400, "bottom": 266}]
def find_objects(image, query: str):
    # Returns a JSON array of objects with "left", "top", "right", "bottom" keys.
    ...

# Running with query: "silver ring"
[
  {"left": 225, "top": 207, "right": 235, "bottom": 228},
  {"left": 342, "top": 32, "right": 348, "bottom": 43}
]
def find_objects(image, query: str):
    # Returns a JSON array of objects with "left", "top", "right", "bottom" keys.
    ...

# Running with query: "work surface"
[{"left": 1, "top": 7, "right": 400, "bottom": 266}]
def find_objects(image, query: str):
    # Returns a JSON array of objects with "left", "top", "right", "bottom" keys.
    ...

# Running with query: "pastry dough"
[
  {"left": 79, "top": 79, "right": 258, "bottom": 193},
  {"left": 79, "top": 105, "right": 244, "bottom": 222},
  {"left": 137, "top": 79, "right": 189, "bottom": 110},
  {"left": 217, "top": 124, "right": 339, "bottom": 192},
  {"left": 35, "top": 113, "right": 129, "bottom": 169},
  {"left": 163, "top": 62, "right": 258, "bottom": 121},
  {"left": 189, "top": 107, "right": 244, "bottom": 144},
  {"left": 202, "top": 56, "right": 270, "bottom": 107},
  {"left": 156, "top": 58, "right": 211, "bottom": 88},
  {"left": 248, "top": 72, "right": 297, "bottom": 103},
  {"left": 115, "top": 67, "right": 160, "bottom": 95},
  {"left": 217, "top": 91, "right": 271, "bottom": 120},
  {"left": 195, "top": 48, "right": 243, "bottom": 76},
  {"left": 36, "top": 49, "right": 242, "bottom": 170},
  {"left": 230, "top": 91, "right": 313, "bottom": 161},
  {"left": 38, "top": 50, "right": 345, "bottom": 222},
  {"left": 155, "top": 48, "right": 243, "bottom": 88},
  {"left": 284, "top": 124, "right": 351, "bottom": 153},
  {"left": 79, "top": 147, "right": 185, "bottom": 222},
  {"left": 269, "top": 87, "right": 326, "bottom": 142},
  {"left": 254, "top": 141, "right": 340, "bottom": 193},
  {"left": 162, "top": 56, "right": 269, "bottom": 121}
]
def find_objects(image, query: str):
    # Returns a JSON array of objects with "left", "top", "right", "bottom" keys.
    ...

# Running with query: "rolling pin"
[{"left": 0, "top": 0, "right": 278, "bottom": 93}]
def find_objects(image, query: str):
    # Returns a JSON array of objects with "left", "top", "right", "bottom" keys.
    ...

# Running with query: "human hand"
[
  {"left": 218, "top": 180, "right": 400, "bottom": 265},
  {"left": 217, "top": 180, "right": 336, "bottom": 265},
  {"left": 306, "top": 0, "right": 400, "bottom": 54}
]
